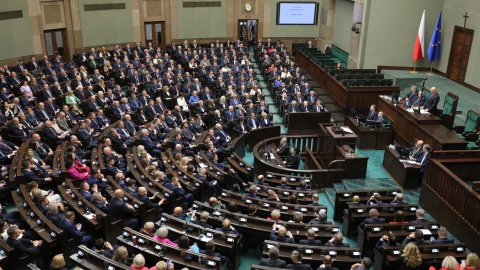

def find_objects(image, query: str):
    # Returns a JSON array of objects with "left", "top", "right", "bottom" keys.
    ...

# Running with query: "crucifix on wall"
[{"left": 463, "top": 12, "right": 469, "bottom": 28}]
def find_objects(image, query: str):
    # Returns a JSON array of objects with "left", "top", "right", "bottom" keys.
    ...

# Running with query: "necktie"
[
  {"left": 1, "top": 142, "right": 11, "bottom": 151},
  {"left": 420, "top": 153, "right": 427, "bottom": 164}
]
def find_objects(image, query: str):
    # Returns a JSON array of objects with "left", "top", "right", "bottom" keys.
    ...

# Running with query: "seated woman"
[
  {"left": 397, "top": 243, "right": 423, "bottom": 270},
  {"left": 153, "top": 226, "right": 178, "bottom": 246},
  {"left": 131, "top": 254, "right": 150, "bottom": 270},
  {"left": 178, "top": 234, "right": 199, "bottom": 253},
  {"left": 267, "top": 209, "right": 282, "bottom": 222},
  {"left": 140, "top": 221, "right": 155, "bottom": 237},
  {"left": 27, "top": 181, "right": 64, "bottom": 209},
  {"left": 66, "top": 145, "right": 91, "bottom": 175},
  {"left": 112, "top": 246, "right": 132, "bottom": 266},
  {"left": 25, "top": 148, "right": 50, "bottom": 171},
  {"left": 65, "top": 158, "right": 90, "bottom": 181},
  {"left": 189, "top": 91, "right": 199, "bottom": 105},
  {"left": 177, "top": 94, "right": 189, "bottom": 112},
  {"left": 389, "top": 210, "right": 407, "bottom": 224}
]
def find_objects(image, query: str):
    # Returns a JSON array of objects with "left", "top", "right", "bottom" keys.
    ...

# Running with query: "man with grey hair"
[
  {"left": 411, "top": 208, "right": 426, "bottom": 223},
  {"left": 136, "top": 186, "right": 165, "bottom": 220},
  {"left": 259, "top": 246, "right": 286, "bottom": 267},
  {"left": 140, "top": 128, "right": 162, "bottom": 157},
  {"left": 286, "top": 250, "right": 312, "bottom": 270},
  {"left": 196, "top": 167, "right": 222, "bottom": 195},
  {"left": 192, "top": 211, "right": 212, "bottom": 229},
  {"left": 431, "top": 226, "right": 453, "bottom": 244},
  {"left": 325, "top": 232, "right": 350, "bottom": 247},
  {"left": 359, "top": 208, "right": 386, "bottom": 229},
  {"left": 246, "top": 184, "right": 260, "bottom": 199},
  {"left": 310, "top": 209, "right": 332, "bottom": 224},
  {"left": 270, "top": 223, "right": 295, "bottom": 243},
  {"left": 299, "top": 229, "right": 322, "bottom": 246},
  {"left": 276, "top": 137, "right": 289, "bottom": 158}
]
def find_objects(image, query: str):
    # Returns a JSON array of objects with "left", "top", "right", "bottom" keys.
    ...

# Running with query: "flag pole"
[
  {"left": 427, "top": 61, "right": 434, "bottom": 76},
  {"left": 411, "top": 61, "right": 418, "bottom": 74}
]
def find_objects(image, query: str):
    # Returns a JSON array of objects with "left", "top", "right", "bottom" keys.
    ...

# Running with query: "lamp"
[{"left": 351, "top": 22, "right": 362, "bottom": 34}]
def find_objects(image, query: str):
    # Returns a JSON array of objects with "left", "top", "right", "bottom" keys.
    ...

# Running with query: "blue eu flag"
[{"left": 428, "top": 11, "right": 442, "bottom": 62}]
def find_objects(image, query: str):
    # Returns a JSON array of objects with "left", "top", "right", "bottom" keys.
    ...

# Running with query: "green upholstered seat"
[
  {"left": 336, "top": 75, "right": 347, "bottom": 81},
  {"left": 368, "top": 79, "right": 380, "bottom": 86},
  {"left": 356, "top": 79, "right": 368, "bottom": 86},
  {"left": 454, "top": 110, "right": 480, "bottom": 142}
]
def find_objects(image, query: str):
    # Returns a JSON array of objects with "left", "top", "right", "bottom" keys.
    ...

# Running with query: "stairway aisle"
[{"left": 250, "top": 50, "right": 288, "bottom": 135}]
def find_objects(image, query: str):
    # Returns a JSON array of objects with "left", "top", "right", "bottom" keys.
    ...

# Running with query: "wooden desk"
[
  {"left": 342, "top": 204, "right": 419, "bottom": 237},
  {"left": 319, "top": 124, "right": 358, "bottom": 153},
  {"left": 377, "top": 96, "right": 467, "bottom": 150},
  {"left": 287, "top": 112, "right": 332, "bottom": 135},
  {"left": 358, "top": 222, "right": 440, "bottom": 257},
  {"left": 345, "top": 116, "right": 393, "bottom": 149},
  {"left": 70, "top": 245, "right": 131, "bottom": 270},
  {"left": 334, "top": 145, "right": 368, "bottom": 179},
  {"left": 383, "top": 146, "right": 422, "bottom": 189},
  {"left": 247, "top": 125, "right": 281, "bottom": 151},
  {"left": 374, "top": 243, "right": 467, "bottom": 270},
  {"left": 263, "top": 240, "right": 361, "bottom": 270},
  {"left": 333, "top": 189, "right": 400, "bottom": 221}
]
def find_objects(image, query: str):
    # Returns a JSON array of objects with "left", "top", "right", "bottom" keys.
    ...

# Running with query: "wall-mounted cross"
[{"left": 463, "top": 12, "right": 469, "bottom": 28}]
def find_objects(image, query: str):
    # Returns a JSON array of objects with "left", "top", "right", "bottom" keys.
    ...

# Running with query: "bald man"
[
  {"left": 173, "top": 206, "right": 187, "bottom": 220},
  {"left": 389, "top": 193, "right": 407, "bottom": 205},
  {"left": 270, "top": 223, "right": 295, "bottom": 243},
  {"left": 422, "top": 87, "right": 440, "bottom": 115},
  {"left": 108, "top": 189, "right": 139, "bottom": 229},
  {"left": 136, "top": 187, "right": 165, "bottom": 220}
]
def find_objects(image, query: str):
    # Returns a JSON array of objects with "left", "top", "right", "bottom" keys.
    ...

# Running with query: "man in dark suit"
[
  {"left": 389, "top": 193, "right": 407, "bottom": 205},
  {"left": 136, "top": 187, "right": 165, "bottom": 221},
  {"left": 283, "top": 147, "right": 299, "bottom": 169},
  {"left": 22, "top": 161, "right": 53, "bottom": 187},
  {"left": 366, "top": 104, "right": 378, "bottom": 120},
  {"left": 317, "top": 255, "right": 339, "bottom": 270},
  {"left": 6, "top": 225, "right": 42, "bottom": 256},
  {"left": 8, "top": 118, "right": 28, "bottom": 142},
  {"left": 366, "top": 193, "right": 386, "bottom": 206},
  {"left": 409, "top": 140, "right": 424, "bottom": 160},
  {"left": 190, "top": 211, "right": 212, "bottom": 229},
  {"left": 259, "top": 246, "right": 287, "bottom": 268},
  {"left": 286, "top": 250, "right": 312, "bottom": 270},
  {"left": 410, "top": 209, "right": 427, "bottom": 223},
  {"left": 270, "top": 224, "right": 295, "bottom": 243},
  {"left": 276, "top": 137, "right": 290, "bottom": 158},
  {"left": 246, "top": 113, "right": 260, "bottom": 131},
  {"left": 359, "top": 208, "right": 386, "bottom": 229},
  {"left": 59, "top": 211, "right": 93, "bottom": 246},
  {"left": 164, "top": 177, "right": 194, "bottom": 207},
  {"left": 108, "top": 189, "right": 139, "bottom": 230},
  {"left": 422, "top": 87, "right": 440, "bottom": 115},
  {"left": 401, "top": 229, "right": 431, "bottom": 245},
  {"left": 298, "top": 229, "right": 322, "bottom": 246},
  {"left": 431, "top": 226, "right": 454, "bottom": 244},
  {"left": 200, "top": 240, "right": 230, "bottom": 268},
  {"left": 324, "top": 233, "right": 350, "bottom": 247},
  {"left": 276, "top": 177, "right": 292, "bottom": 190},
  {"left": 309, "top": 209, "right": 332, "bottom": 225},
  {"left": 34, "top": 103, "right": 51, "bottom": 122}
]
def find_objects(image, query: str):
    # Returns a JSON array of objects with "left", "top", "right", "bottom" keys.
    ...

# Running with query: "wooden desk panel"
[
  {"left": 383, "top": 146, "right": 422, "bottom": 189},
  {"left": 335, "top": 145, "right": 368, "bottom": 179},
  {"left": 345, "top": 116, "right": 393, "bottom": 150},
  {"left": 377, "top": 96, "right": 467, "bottom": 150}
]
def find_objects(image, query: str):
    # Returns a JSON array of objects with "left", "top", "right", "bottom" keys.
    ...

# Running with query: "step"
[
  {"left": 326, "top": 103, "right": 344, "bottom": 113},
  {"left": 318, "top": 95, "right": 334, "bottom": 103},
  {"left": 331, "top": 113, "right": 345, "bottom": 123},
  {"left": 341, "top": 178, "right": 400, "bottom": 190},
  {"left": 324, "top": 188, "right": 336, "bottom": 206}
]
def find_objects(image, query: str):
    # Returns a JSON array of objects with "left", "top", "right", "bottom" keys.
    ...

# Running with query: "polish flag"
[{"left": 413, "top": 10, "right": 425, "bottom": 61}]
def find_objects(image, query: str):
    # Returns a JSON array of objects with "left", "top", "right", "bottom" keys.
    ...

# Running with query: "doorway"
[
  {"left": 144, "top": 22, "right": 165, "bottom": 52},
  {"left": 238, "top": 19, "right": 258, "bottom": 47},
  {"left": 44, "top": 29, "right": 69, "bottom": 61},
  {"left": 447, "top": 26, "right": 474, "bottom": 83}
]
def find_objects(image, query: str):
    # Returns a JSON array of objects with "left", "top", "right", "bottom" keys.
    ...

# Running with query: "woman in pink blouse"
[
  {"left": 152, "top": 227, "right": 178, "bottom": 246},
  {"left": 66, "top": 158, "right": 90, "bottom": 181},
  {"left": 67, "top": 146, "right": 91, "bottom": 175}
]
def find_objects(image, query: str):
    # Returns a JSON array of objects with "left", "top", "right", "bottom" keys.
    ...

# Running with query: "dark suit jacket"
[
  {"left": 286, "top": 263, "right": 313, "bottom": 270},
  {"left": 285, "top": 154, "right": 299, "bottom": 168},
  {"left": 423, "top": 93, "right": 440, "bottom": 115},
  {"left": 432, "top": 238, "right": 454, "bottom": 244},
  {"left": 259, "top": 258, "right": 287, "bottom": 268},
  {"left": 59, "top": 218, "right": 84, "bottom": 239},
  {"left": 367, "top": 110, "right": 378, "bottom": 120},
  {"left": 317, "top": 266, "right": 339, "bottom": 270},
  {"left": 298, "top": 239, "right": 322, "bottom": 246},
  {"left": 276, "top": 144, "right": 289, "bottom": 157},
  {"left": 7, "top": 237, "right": 40, "bottom": 255},
  {"left": 360, "top": 217, "right": 386, "bottom": 228},
  {"left": 270, "top": 230, "right": 295, "bottom": 243},
  {"left": 324, "top": 241, "right": 350, "bottom": 247},
  {"left": 108, "top": 197, "right": 134, "bottom": 221}
]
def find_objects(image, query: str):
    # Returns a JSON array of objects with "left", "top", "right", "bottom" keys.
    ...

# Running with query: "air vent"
[
  {"left": 84, "top": 4, "right": 126, "bottom": 11},
  {"left": 0, "top": 10, "right": 23, "bottom": 21},
  {"left": 183, "top": 1, "right": 221, "bottom": 8}
]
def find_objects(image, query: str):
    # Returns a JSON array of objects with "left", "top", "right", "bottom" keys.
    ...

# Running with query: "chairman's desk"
[
  {"left": 383, "top": 146, "right": 422, "bottom": 189},
  {"left": 345, "top": 116, "right": 393, "bottom": 150},
  {"left": 377, "top": 96, "right": 467, "bottom": 150}
]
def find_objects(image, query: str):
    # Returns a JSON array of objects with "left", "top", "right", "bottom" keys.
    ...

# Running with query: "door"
[
  {"left": 44, "top": 29, "right": 70, "bottom": 61},
  {"left": 145, "top": 22, "right": 165, "bottom": 52},
  {"left": 238, "top": 19, "right": 258, "bottom": 47},
  {"left": 447, "top": 26, "right": 474, "bottom": 83}
]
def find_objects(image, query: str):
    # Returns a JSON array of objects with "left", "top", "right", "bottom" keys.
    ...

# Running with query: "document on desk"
[
  {"left": 340, "top": 127, "right": 354, "bottom": 134},
  {"left": 199, "top": 163, "right": 207, "bottom": 168},
  {"left": 420, "top": 229, "right": 432, "bottom": 235},
  {"left": 84, "top": 213, "right": 95, "bottom": 219},
  {"left": 198, "top": 234, "right": 213, "bottom": 242}
]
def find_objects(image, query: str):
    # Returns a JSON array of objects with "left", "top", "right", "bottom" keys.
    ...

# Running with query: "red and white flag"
[{"left": 413, "top": 10, "right": 425, "bottom": 61}]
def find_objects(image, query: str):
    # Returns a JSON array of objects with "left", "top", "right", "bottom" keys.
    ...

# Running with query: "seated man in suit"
[
  {"left": 377, "top": 111, "right": 386, "bottom": 125},
  {"left": 401, "top": 229, "right": 431, "bottom": 245},
  {"left": 276, "top": 177, "right": 292, "bottom": 190},
  {"left": 108, "top": 189, "right": 139, "bottom": 230},
  {"left": 76, "top": 121, "right": 98, "bottom": 149},
  {"left": 270, "top": 224, "right": 295, "bottom": 243},
  {"left": 283, "top": 147, "right": 299, "bottom": 169},
  {"left": 317, "top": 255, "right": 339, "bottom": 270},
  {"left": 298, "top": 229, "right": 322, "bottom": 246},
  {"left": 191, "top": 211, "right": 212, "bottom": 229},
  {"left": 59, "top": 211, "right": 94, "bottom": 246},
  {"left": 430, "top": 226, "right": 454, "bottom": 244},
  {"left": 349, "top": 258, "right": 373, "bottom": 270},
  {"left": 324, "top": 232, "right": 350, "bottom": 247},
  {"left": 259, "top": 246, "right": 287, "bottom": 268},
  {"left": 216, "top": 218, "right": 241, "bottom": 236},
  {"left": 286, "top": 250, "right": 312, "bottom": 270},
  {"left": 79, "top": 181, "right": 94, "bottom": 202},
  {"left": 276, "top": 137, "right": 290, "bottom": 158},
  {"left": 309, "top": 209, "right": 332, "bottom": 225},
  {"left": 359, "top": 208, "right": 386, "bottom": 229},
  {"left": 22, "top": 161, "right": 53, "bottom": 188},
  {"left": 141, "top": 129, "right": 162, "bottom": 157},
  {"left": 136, "top": 187, "right": 165, "bottom": 221},
  {"left": 410, "top": 209, "right": 427, "bottom": 223},
  {"left": 366, "top": 193, "right": 386, "bottom": 206},
  {"left": 246, "top": 113, "right": 260, "bottom": 131},
  {"left": 214, "top": 123, "right": 231, "bottom": 148},
  {"left": 6, "top": 225, "right": 45, "bottom": 264},
  {"left": 422, "top": 86, "right": 440, "bottom": 115},
  {"left": 200, "top": 240, "right": 230, "bottom": 268},
  {"left": 389, "top": 193, "right": 407, "bottom": 205},
  {"left": 259, "top": 113, "right": 272, "bottom": 127},
  {"left": 366, "top": 104, "right": 378, "bottom": 120},
  {"left": 164, "top": 177, "right": 194, "bottom": 207}
]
